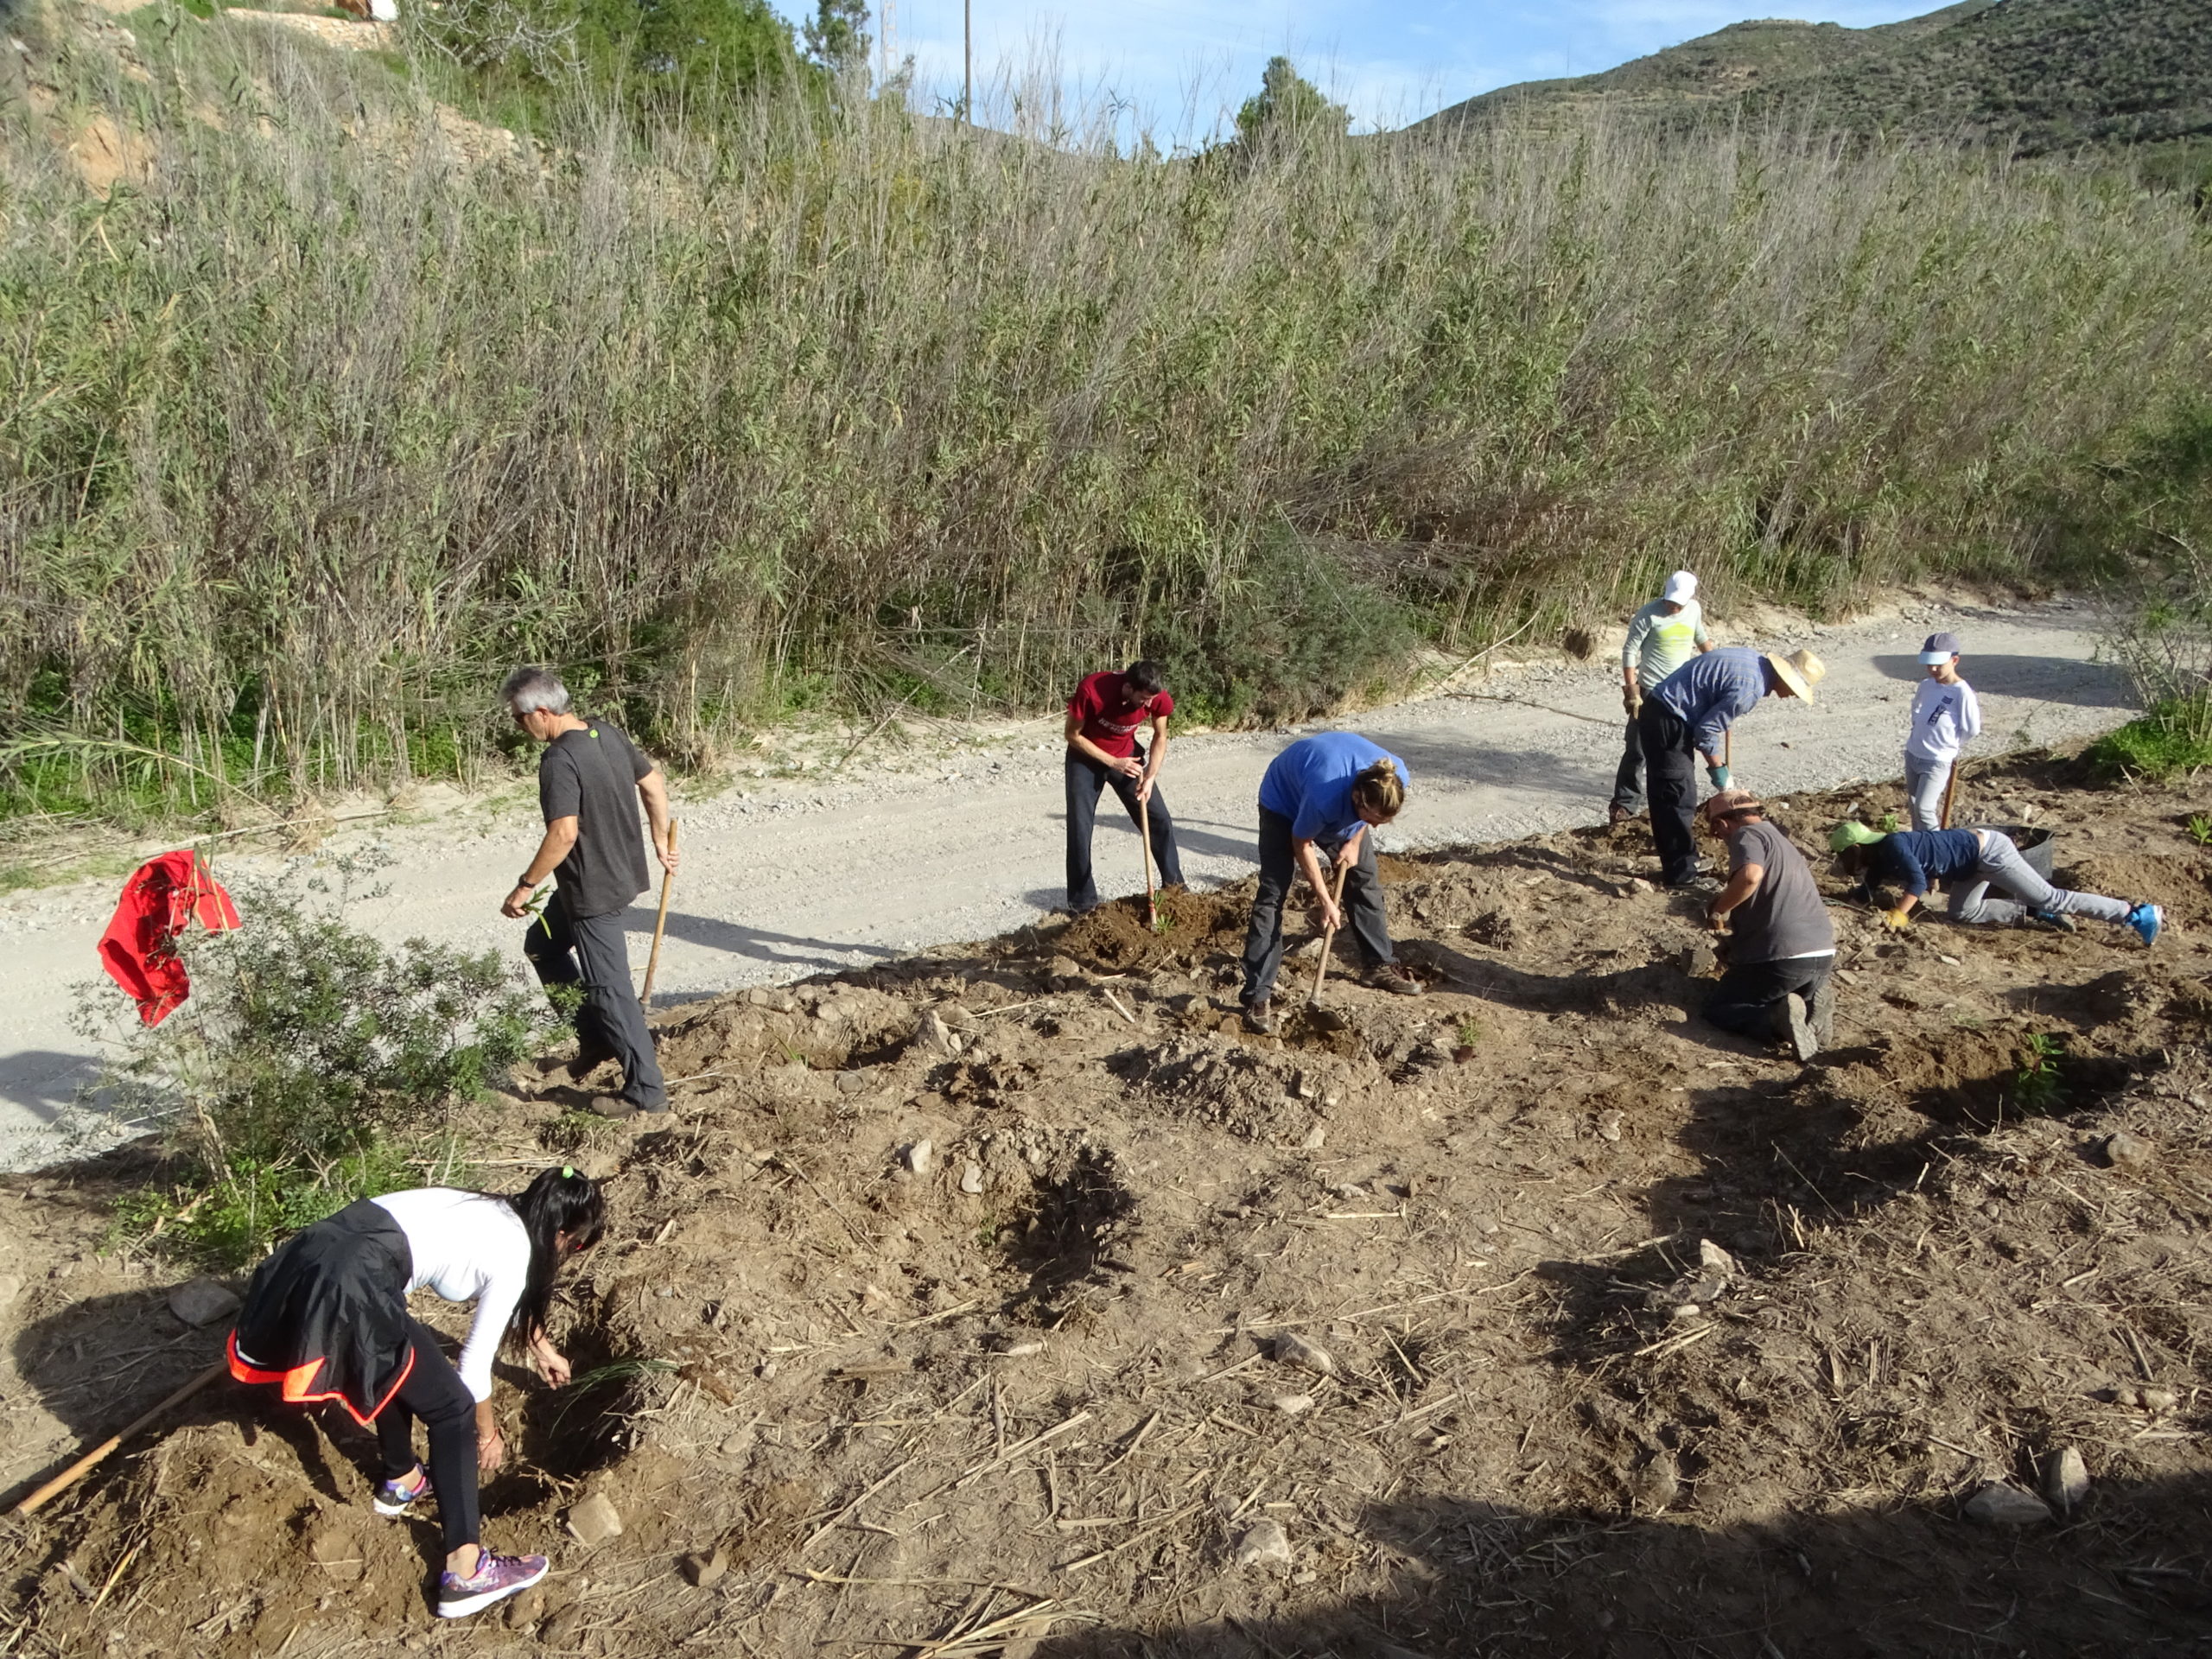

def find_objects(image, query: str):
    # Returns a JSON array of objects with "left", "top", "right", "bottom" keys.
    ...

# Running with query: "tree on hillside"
[
  {"left": 802, "top": 0, "right": 871, "bottom": 77},
  {"left": 1234, "top": 55, "right": 1351, "bottom": 144},
  {"left": 417, "top": 0, "right": 801, "bottom": 107}
]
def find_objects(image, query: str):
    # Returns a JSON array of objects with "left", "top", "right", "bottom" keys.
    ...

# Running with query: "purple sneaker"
[
  {"left": 437, "top": 1548, "right": 549, "bottom": 1619},
  {"left": 372, "top": 1465, "right": 432, "bottom": 1517}
]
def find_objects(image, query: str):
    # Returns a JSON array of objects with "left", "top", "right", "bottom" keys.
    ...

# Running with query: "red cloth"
[
  {"left": 98, "top": 851, "right": 243, "bottom": 1027},
  {"left": 1066, "top": 671, "right": 1173, "bottom": 759}
]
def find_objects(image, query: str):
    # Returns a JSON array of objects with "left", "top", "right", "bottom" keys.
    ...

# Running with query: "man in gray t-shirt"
[
  {"left": 499, "top": 666, "right": 678, "bottom": 1117},
  {"left": 1700, "top": 791, "right": 1834, "bottom": 1061}
]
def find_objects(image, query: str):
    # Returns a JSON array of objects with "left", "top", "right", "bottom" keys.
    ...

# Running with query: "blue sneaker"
[
  {"left": 437, "top": 1548, "right": 549, "bottom": 1619},
  {"left": 2127, "top": 904, "right": 2163, "bottom": 947},
  {"left": 373, "top": 1465, "right": 432, "bottom": 1517}
]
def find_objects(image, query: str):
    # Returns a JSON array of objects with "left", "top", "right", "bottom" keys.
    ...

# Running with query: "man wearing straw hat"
[
  {"left": 1611, "top": 570, "right": 1712, "bottom": 825},
  {"left": 1700, "top": 790, "right": 1835, "bottom": 1061},
  {"left": 1637, "top": 645, "right": 1825, "bottom": 891},
  {"left": 498, "top": 666, "right": 679, "bottom": 1121}
]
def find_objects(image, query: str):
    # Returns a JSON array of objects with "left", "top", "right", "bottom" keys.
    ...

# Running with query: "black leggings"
[{"left": 377, "top": 1319, "right": 480, "bottom": 1554}]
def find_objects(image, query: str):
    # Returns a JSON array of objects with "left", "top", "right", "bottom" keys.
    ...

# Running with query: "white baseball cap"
[{"left": 1662, "top": 570, "right": 1697, "bottom": 604}]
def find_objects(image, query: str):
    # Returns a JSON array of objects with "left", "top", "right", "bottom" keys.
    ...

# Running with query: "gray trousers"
[
  {"left": 1904, "top": 754, "right": 1951, "bottom": 832},
  {"left": 523, "top": 890, "right": 668, "bottom": 1109},
  {"left": 1241, "top": 808, "right": 1394, "bottom": 1006},
  {"left": 1948, "top": 833, "right": 2132, "bottom": 928}
]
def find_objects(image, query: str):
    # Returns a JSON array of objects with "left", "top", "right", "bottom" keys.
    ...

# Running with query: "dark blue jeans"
[
  {"left": 522, "top": 889, "right": 667, "bottom": 1109},
  {"left": 1065, "top": 747, "right": 1184, "bottom": 912},
  {"left": 1637, "top": 700, "right": 1702, "bottom": 886}
]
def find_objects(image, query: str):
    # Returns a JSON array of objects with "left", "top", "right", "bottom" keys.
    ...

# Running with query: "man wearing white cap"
[
  {"left": 1904, "top": 631, "right": 1980, "bottom": 832},
  {"left": 1610, "top": 571, "right": 1713, "bottom": 825}
]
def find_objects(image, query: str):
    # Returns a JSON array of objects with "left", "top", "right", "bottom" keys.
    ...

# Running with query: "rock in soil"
[
  {"left": 903, "top": 1138, "right": 934, "bottom": 1175},
  {"left": 1964, "top": 1483, "right": 2052, "bottom": 1529},
  {"left": 1274, "top": 1332, "right": 1336, "bottom": 1376},
  {"left": 2101, "top": 1130, "right": 2154, "bottom": 1169},
  {"left": 960, "top": 1160, "right": 985, "bottom": 1194},
  {"left": 539, "top": 1605, "right": 587, "bottom": 1648},
  {"left": 2044, "top": 1446, "right": 2091, "bottom": 1512},
  {"left": 167, "top": 1279, "right": 241, "bottom": 1328},
  {"left": 683, "top": 1546, "right": 728, "bottom": 1588},
  {"left": 1273, "top": 1393, "right": 1315, "bottom": 1415},
  {"left": 1231, "top": 1517, "right": 1294, "bottom": 1571},
  {"left": 566, "top": 1491, "right": 624, "bottom": 1547},
  {"left": 1630, "top": 1452, "right": 1681, "bottom": 1511}
]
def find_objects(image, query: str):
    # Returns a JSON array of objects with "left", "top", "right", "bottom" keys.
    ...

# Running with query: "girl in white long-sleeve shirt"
[
  {"left": 1904, "top": 631, "right": 1981, "bottom": 831},
  {"left": 230, "top": 1167, "right": 604, "bottom": 1619}
]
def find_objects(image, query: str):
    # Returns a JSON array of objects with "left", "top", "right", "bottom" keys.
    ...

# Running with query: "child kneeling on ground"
[{"left": 1829, "top": 821, "right": 2161, "bottom": 944}]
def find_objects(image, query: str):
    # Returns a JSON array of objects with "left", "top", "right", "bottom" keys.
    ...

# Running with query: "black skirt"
[{"left": 227, "top": 1198, "right": 416, "bottom": 1426}]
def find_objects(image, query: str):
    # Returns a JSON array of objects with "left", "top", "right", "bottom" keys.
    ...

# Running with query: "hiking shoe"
[
  {"left": 1241, "top": 998, "right": 1275, "bottom": 1035},
  {"left": 1608, "top": 803, "right": 1637, "bottom": 825},
  {"left": 372, "top": 1465, "right": 431, "bottom": 1517},
  {"left": 1808, "top": 978, "right": 1836, "bottom": 1051},
  {"left": 437, "top": 1549, "right": 549, "bottom": 1619},
  {"left": 584, "top": 1094, "right": 636, "bottom": 1121},
  {"left": 2128, "top": 903, "right": 2163, "bottom": 946},
  {"left": 1668, "top": 875, "right": 1723, "bottom": 895},
  {"left": 2027, "top": 908, "right": 2078, "bottom": 934},
  {"left": 1772, "top": 993, "right": 1818, "bottom": 1063},
  {"left": 1363, "top": 963, "right": 1421, "bottom": 996}
]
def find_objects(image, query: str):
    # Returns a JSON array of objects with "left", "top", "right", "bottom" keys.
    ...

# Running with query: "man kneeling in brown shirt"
[{"left": 1700, "top": 790, "right": 1835, "bottom": 1062}]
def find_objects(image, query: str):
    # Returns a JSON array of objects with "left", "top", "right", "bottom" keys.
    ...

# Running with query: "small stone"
[
  {"left": 997, "top": 1338, "right": 1046, "bottom": 1357},
  {"left": 1274, "top": 1332, "right": 1336, "bottom": 1376},
  {"left": 836, "top": 1071, "right": 869, "bottom": 1095},
  {"left": 1964, "top": 1482, "right": 2051, "bottom": 1529},
  {"left": 1300, "top": 1124, "right": 1328, "bottom": 1150},
  {"left": 1682, "top": 943, "right": 1717, "bottom": 978},
  {"left": 960, "top": 1161, "right": 985, "bottom": 1195},
  {"left": 565, "top": 1492, "right": 625, "bottom": 1548},
  {"left": 1047, "top": 956, "right": 1085, "bottom": 984},
  {"left": 1938, "top": 953, "right": 1963, "bottom": 966},
  {"left": 1628, "top": 877, "right": 1653, "bottom": 893},
  {"left": 913, "top": 1009, "right": 960, "bottom": 1057},
  {"left": 1596, "top": 1111, "right": 1624, "bottom": 1143},
  {"left": 861, "top": 1282, "right": 894, "bottom": 1313},
  {"left": 1231, "top": 1517, "right": 1294, "bottom": 1571},
  {"left": 1697, "top": 1238, "right": 1740, "bottom": 1278},
  {"left": 1272, "top": 1394, "right": 1314, "bottom": 1415},
  {"left": 505, "top": 1585, "right": 546, "bottom": 1630},
  {"left": 2044, "top": 1446, "right": 2090, "bottom": 1512},
  {"left": 0, "top": 1274, "right": 22, "bottom": 1309},
  {"left": 167, "top": 1279, "right": 241, "bottom": 1328},
  {"left": 757, "top": 1357, "right": 779, "bottom": 1380},
  {"left": 2101, "top": 1131, "right": 2153, "bottom": 1170},
  {"left": 1629, "top": 1452, "right": 1680, "bottom": 1511},
  {"left": 1669, "top": 1303, "right": 1704, "bottom": 1323},
  {"left": 683, "top": 1546, "right": 728, "bottom": 1588},
  {"left": 903, "top": 1139, "right": 933, "bottom": 1175},
  {"left": 2140, "top": 1387, "right": 2179, "bottom": 1414}
]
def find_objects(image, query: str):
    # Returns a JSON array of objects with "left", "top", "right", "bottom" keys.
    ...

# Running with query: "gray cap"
[{"left": 1918, "top": 631, "right": 1962, "bottom": 665}]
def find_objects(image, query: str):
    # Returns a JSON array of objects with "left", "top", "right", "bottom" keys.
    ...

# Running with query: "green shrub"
[
  {"left": 2089, "top": 693, "right": 2212, "bottom": 782},
  {"left": 93, "top": 859, "right": 556, "bottom": 1265}
]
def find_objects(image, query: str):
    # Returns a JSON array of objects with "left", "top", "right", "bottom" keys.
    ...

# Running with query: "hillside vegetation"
[
  {"left": 1421, "top": 0, "right": 2212, "bottom": 167},
  {"left": 2, "top": 3, "right": 2210, "bottom": 823}
]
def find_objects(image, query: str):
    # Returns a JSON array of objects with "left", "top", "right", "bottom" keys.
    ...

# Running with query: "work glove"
[
  {"left": 1882, "top": 907, "right": 1912, "bottom": 931},
  {"left": 1623, "top": 686, "right": 1643, "bottom": 717},
  {"left": 1706, "top": 763, "right": 1731, "bottom": 790}
]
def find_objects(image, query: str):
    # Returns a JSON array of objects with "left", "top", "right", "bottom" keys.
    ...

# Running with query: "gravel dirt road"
[{"left": 0, "top": 595, "right": 2133, "bottom": 1168}]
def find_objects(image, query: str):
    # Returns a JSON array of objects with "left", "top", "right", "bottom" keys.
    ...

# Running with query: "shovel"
[
  {"left": 1138, "top": 786, "right": 1160, "bottom": 931},
  {"left": 13, "top": 1361, "right": 226, "bottom": 1516},
  {"left": 640, "top": 819, "right": 678, "bottom": 1006}
]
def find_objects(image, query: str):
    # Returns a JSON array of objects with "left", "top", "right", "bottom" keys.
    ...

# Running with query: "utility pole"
[{"left": 963, "top": 0, "right": 971, "bottom": 124}]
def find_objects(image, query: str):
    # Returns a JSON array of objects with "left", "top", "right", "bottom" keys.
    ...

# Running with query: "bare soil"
[{"left": 6, "top": 749, "right": 2212, "bottom": 1658}]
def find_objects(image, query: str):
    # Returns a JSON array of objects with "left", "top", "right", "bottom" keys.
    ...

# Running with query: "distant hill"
[{"left": 1414, "top": 0, "right": 2212, "bottom": 162}]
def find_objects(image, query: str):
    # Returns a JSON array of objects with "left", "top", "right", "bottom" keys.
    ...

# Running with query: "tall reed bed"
[{"left": 3, "top": 13, "right": 2209, "bottom": 816}]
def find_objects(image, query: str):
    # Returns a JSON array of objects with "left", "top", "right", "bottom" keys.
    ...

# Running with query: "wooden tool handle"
[
  {"left": 1939, "top": 764, "right": 1959, "bottom": 830},
  {"left": 1139, "top": 791, "right": 1157, "bottom": 919},
  {"left": 640, "top": 819, "right": 679, "bottom": 1006},
  {"left": 1311, "top": 857, "right": 1355, "bottom": 1000},
  {"left": 12, "top": 1361, "right": 226, "bottom": 1516}
]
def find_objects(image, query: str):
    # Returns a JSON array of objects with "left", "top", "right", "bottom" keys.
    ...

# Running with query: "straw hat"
[{"left": 1764, "top": 648, "right": 1825, "bottom": 702}]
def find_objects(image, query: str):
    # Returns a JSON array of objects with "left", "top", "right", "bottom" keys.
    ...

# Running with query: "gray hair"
[{"left": 500, "top": 665, "right": 571, "bottom": 716}]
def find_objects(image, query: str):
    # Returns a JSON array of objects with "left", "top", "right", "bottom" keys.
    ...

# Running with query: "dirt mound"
[
  {"left": 1054, "top": 886, "right": 1248, "bottom": 972},
  {"left": 7, "top": 751, "right": 2212, "bottom": 1657}
]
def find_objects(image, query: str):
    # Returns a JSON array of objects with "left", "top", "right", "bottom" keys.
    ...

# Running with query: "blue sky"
[{"left": 767, "top": 0, "right": 1942, "bottom": 143}]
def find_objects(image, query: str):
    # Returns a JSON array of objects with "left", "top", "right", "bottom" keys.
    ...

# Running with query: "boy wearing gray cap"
[{"left": 1904, "top": 632, "right": 1980, "bottom": 831}]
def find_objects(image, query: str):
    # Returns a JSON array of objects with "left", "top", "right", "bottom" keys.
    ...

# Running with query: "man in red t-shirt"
[{"left": 1064, "top": 659, "right": 1185, "bottom": 912}]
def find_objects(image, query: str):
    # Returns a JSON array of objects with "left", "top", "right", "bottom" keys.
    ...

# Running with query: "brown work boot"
[
  {"left": 1363, "top": 963, "right": 1421, "bottom": 997},
  {"left": 1241, "top": 998, "right": 1275, "bottom": 1035},
  {"left": 1808, "top": 978, "right": 1836, "bottom": 1050},
  {"left": 1608, "top": 802, "right": 1636, "bottom": 825},
  {"left": 584, "top": 1094, "right": 638, "bottom": 1121}
]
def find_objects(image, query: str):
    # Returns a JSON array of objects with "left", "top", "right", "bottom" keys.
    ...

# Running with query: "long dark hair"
[{"left": 504, "top": 1166, "right": 607, "bottom": 1346}]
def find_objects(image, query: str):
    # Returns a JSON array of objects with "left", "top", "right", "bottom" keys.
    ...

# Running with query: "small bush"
[
  {"left": 92, "top": 859, "right": 556, "bottom": 1265},
  {"left": 2089, "top": 693, "right": 2212, "bottom": 782}
]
